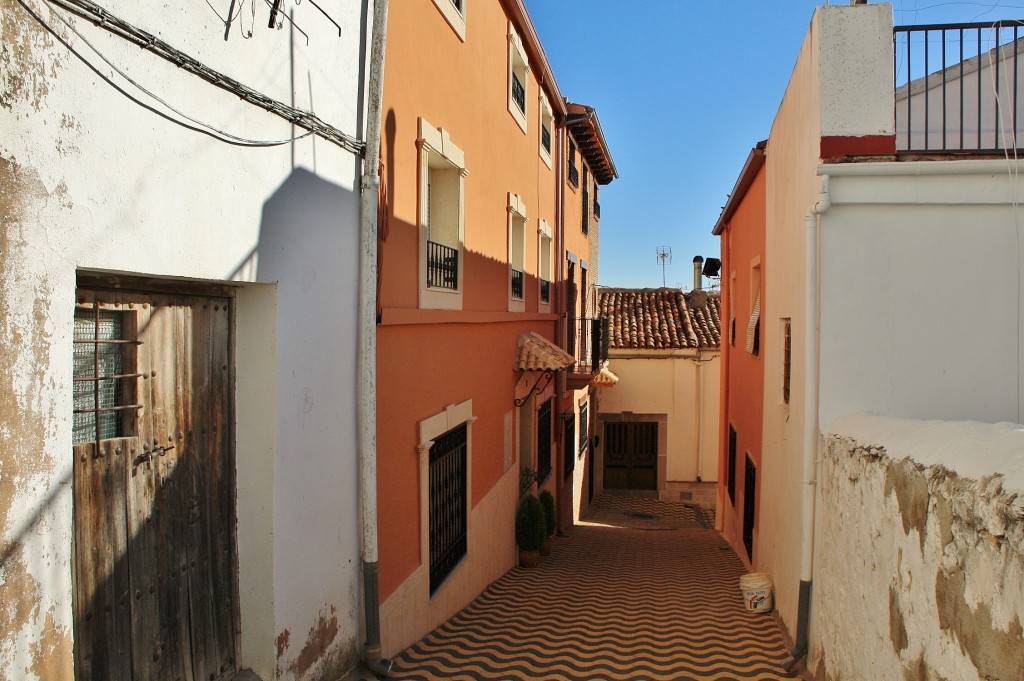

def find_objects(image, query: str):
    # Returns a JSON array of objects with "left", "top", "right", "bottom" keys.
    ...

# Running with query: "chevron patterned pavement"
[{"left": 389, "top": 494, "right": 799, "bottom": 680}]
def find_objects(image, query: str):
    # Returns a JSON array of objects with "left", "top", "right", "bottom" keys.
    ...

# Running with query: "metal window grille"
[
  {"left": 511, "top": 268, "right": 524, "bottom": 299},
  {"left": 537, "top": 399, "right": 552, "bottom": 481},
  {"left": 578, "top": 402, "right": 589, "bottom": 457},
  {"left": 568, "top": 142, "right": 579, "bottom": 186},
  {"left": 540, "top": 279, "right": 550, "bottom": 304},
  {"left": 582, "top": 184, "right": 589, "bottom": 235},
  {"left": 429, "top": 423, "right": 468, "bottom": 593},
  {"left": 73, "top": 308, "right": 141, "bottom": 444},
  {"left": 511, "top": 72, "right": 526, "bottom": 113},
  {"left": 563, "top": 412, "right": 575, "bottom": 480},
  {"left": 727, "top": 425, "right": 737, "bottom": 505},
  {"left": 783, "top": 319, "right": 792, "bottom": 404},
  {"left": 593, "top": 199, "right": 601, "bottom": 219},
  {"left": 451, "top": 0, "right": 463, "bottom": 13},
  {"left": 541, "top": 124, "right": 551, "bottom": 153},
  {"left": 743, "top": 455, "right": 756, "bottom": 561},
  {"left": 427, "top": 240, "right": 459, "bottom": 289}
]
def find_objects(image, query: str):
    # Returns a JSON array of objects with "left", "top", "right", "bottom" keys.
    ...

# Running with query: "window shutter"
[{"left": 745, "top": 290, "right": 761, "bottom": 354}]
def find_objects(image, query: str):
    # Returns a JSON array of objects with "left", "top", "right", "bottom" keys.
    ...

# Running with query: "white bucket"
[{"left": 740, "top": 573, "right": 773, "bottom": 613}]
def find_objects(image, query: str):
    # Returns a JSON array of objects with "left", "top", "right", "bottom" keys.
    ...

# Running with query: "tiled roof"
[
  {"left": 516, "top": 332, "right": 576, "bottom": 371},
  {"left": 597, "top": 288, "right": 721, "bottom": 350},
  {"left": 591, "top": 366, "right": 620, "bottom": 388}
]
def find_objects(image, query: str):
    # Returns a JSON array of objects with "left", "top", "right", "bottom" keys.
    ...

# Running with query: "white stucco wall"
[
  {"left": 820, "top": 160, "right": 1024, "bottom": 429},
  {"left": 810, "top": 416, "right": 1024, "bottom": 681},
  {"left": 759, "top": 7, "right": 825, "bottom": 634},
  {"left": 599, "top": 352, "right": 720, "bottom": 485},
  {"left": 759, "top": 3, "right": 896, "bottom": 635},
  {"left": 1, "top": 0, "right": 369, "bottom": 678}
]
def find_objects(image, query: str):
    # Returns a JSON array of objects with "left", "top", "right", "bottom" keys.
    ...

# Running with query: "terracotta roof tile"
[
  {"left": 516, "top": 332, "right": 576, "bottom": 371},
  {"left": 597, "top": 288, "right": 721, "bottom": 350}
]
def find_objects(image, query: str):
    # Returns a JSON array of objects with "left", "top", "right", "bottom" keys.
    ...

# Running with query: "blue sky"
[{"left": 525, "top": 1, "right": 1024, "bottom": 289}]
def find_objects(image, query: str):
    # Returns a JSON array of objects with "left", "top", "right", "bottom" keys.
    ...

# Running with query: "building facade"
[
  {"left": 714, "top": 5, "right": 1024, "bottom": 676},
  {"left": 713, "top": 142, "right": 767, "bottom": 570},
  {"left": 375, "top": 0, "right": 616, "bottom": 656},
  {"left": 1, "top": 0, "right": 376, "bottom": 679},
  {"left": 595, "top": 288, "right": 721, "bottom": 508}
]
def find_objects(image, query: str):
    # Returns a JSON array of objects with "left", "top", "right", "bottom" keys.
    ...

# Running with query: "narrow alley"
[{"left": 387, "top": 494, "right": 798, "bottom": 681}]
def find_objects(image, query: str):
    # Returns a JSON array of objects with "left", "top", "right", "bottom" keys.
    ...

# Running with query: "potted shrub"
[
  {"left": 515, "top": 494, "right": 546, "bottom": 568},
  {"left": 539, "top": 490, "right": 556, "bottom": 556}
]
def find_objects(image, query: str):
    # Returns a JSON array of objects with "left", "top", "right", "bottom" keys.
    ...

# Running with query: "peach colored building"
[
  {"left": 713, "top": 142, "right": 767, "bottom": 571},
  {"left": 376, "top": 0, "right": 616, "bottom": 656}
]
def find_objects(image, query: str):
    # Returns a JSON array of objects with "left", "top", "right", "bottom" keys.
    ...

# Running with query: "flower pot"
[
  {"left": 519, "top": 549, "right": 540, "bottom": 568},
  {"left": 540, "top": 536, "right": 552, "bottom": 557}
]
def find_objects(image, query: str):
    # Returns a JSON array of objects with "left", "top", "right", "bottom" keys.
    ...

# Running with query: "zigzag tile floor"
[{"left": 389, "top": 495, "right": 799, "bottom": 680}]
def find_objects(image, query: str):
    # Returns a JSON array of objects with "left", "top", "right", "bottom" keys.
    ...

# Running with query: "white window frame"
[
  {"left": 745, "top": 260, "right": 762, "bottom": 356},
  {"left": 418, "top": 117, "right": 468, "bottom": 311},
  {"left": 508, "top": 192, "right": 527, "bottom": 312},
  {"left": 507, "top": 23, "right": 529, "bottom": 134},
  {"left": 538, "top": 93, "right": 553, "bottom": 168},
  {"left": 538, "top": 219, "right": 552, "bottom": 309},
  {"left": 431, "top": 0, "right": 467, "bottom": 42}
]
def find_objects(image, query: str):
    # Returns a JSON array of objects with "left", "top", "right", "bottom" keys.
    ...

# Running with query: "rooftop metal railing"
[{"left": 895, "top": 21, "right": 1024, "bottom": 153}]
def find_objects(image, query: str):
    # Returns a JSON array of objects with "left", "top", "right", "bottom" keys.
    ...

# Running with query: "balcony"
[
  {"left": 427, "top": 240, "right": 458, "bottom": 290},
  {"left": 541, "top": 126, "right": 551, "bottom": 153},
  {"left": 566, "top": 317, "right": 610, "bottom": 389},
  {"left": 895, "top": 21, "right": 1024, "bottom": 154},
  {"left": 511, "top": 268, "right": 524, "bottom": 300},
  {"left": 540, "top": 278, "right": 550, "bottom": 304}
]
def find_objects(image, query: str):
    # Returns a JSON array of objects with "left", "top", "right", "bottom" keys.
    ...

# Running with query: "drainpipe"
[
  {"left": 694, "top": 349, "right": 703, "bottom": 482},
  {"left": 358, "top": 0, "right": 392, "bottom": 676},
  {"left": 781, "top": 175, "right": 830, "bottom": 673}
]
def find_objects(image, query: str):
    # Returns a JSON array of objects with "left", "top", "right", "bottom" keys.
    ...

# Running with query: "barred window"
[
  {"left": 429, "top": 423, "right": 468, "bottom": 593},
  {"left": 73, "top": 308, "right": 137, "bottom": 443}
]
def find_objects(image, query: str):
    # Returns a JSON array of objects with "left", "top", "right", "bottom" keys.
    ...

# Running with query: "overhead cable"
[{"left": 30, "top": 0, "right": 366, "bottom": 155}]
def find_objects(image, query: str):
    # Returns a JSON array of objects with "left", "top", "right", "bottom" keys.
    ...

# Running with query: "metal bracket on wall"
[{"left": 514, "top": 370, "right": 555, "bottom": 407}]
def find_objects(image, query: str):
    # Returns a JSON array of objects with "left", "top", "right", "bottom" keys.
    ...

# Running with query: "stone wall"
[{"left": 810, "top": 432, "right": 1024, "bottom": 681}]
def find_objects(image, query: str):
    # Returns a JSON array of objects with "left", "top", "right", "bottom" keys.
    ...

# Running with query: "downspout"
[
  {"left": 781, "top": 174, "right": 830, "bottom": 673},
  {"left": 358, "top": 0, "right": 392, "bottom": 676},
  {"left": 694, "top": 350, "right": 703, "bottom": 482}
]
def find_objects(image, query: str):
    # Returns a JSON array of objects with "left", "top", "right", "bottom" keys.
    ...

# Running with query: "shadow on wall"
[{"left": 254, "top": 167, "right": 362, "bottom": 680}]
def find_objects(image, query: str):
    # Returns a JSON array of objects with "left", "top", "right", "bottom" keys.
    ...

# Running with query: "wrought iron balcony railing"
[
  {"left": 511, "top": 72, "right": 526, "bottom": 113},
  {"left": 594, "top": 199, "right": 601, "bottom": 219},
  {"left": 427, "top": 240, "right": 458, "bottom": 290},
  {"left": 568, "top": 163, "right": 579, "bottom": 187},
  {"left": 541, "top": 125, "right": 551, "bottom": 153},
  {"left": 895, "top": 21, "right": 1024, "bottom": 153},
  {"left": 567, "top": 317, "right": 610, "bottom": 373},
  {"left": 511, "top": 268, "right": 524, "bottom": 300}
]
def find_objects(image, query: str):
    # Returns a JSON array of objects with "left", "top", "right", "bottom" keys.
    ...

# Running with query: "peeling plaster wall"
[
  {"left": 810, "top": 432, "right": 1024, "bottom": 681},
  {"left": 0, "top": 0, "right": 369, "bottom": 678}
]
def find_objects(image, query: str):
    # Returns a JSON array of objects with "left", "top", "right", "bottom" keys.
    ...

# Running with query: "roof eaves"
[
  {"left": 712, "top": 140, "right": 767, "bottom": 236},
  {"left": 566, "top": 102, "right": 618, "bottom": 185}
]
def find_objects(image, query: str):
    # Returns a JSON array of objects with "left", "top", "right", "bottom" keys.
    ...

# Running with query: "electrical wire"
[
  {"left": 39, "top": 0, "right": 316, "bottom": 147},
  {"left": 16, "top": 0, "right": 365, "bottom": 154}
]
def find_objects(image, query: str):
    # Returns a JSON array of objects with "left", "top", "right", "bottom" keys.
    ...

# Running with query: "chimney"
[{"left": 693, "top": 256, "right": 704, "bottom": 291}]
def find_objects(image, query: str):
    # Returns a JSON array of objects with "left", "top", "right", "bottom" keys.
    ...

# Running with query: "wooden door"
[
  {"left": 73, "top": 289, "right": 237, "bottom": 681},
  {"left": 603, "top": 422, "right": 658, "bottom": 490}
]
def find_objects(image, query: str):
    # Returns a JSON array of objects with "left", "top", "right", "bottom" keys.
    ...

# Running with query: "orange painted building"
[
  {"left": 376, "top": 0, "right": 616, "bottom": 655},
  {"left": 713, "top": 141, "right": 766, "bottom": 569}
]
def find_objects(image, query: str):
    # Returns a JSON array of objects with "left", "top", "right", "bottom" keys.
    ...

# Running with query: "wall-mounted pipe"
[
  {"left": 358, "top": 0, "right": 392, "bottom": 676},
  {"left": 782, "top": 174, "right": 830, "bottom": 673}
]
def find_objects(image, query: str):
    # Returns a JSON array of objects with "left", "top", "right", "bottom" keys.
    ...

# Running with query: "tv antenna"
[{"left": 656, "top": 247, "right": 672, "bottom": 287}]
